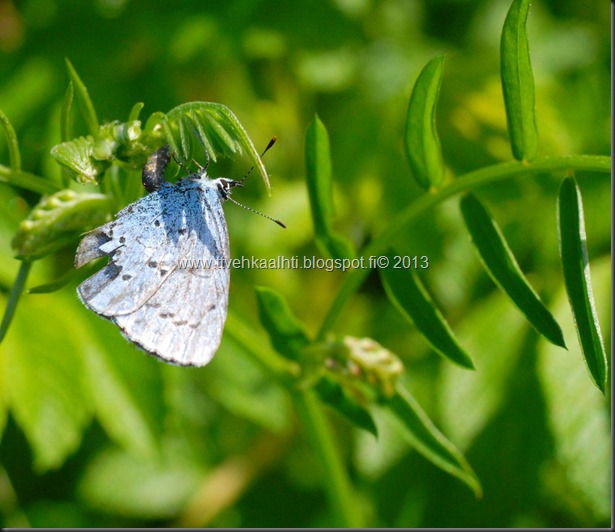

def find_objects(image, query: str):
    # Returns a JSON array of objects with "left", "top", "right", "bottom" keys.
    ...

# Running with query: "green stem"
[
  {"left": 0, "top": 166, "right": 60, "bottom": 195},
  {"left": 292, "top": 389, "right": 362, "bottom": 528},
  {"left": 317, "top": 155, "right": 610, "bottom": 339},
  {"left": 0, "top": 262, "right": 32, "bottom": 343}
]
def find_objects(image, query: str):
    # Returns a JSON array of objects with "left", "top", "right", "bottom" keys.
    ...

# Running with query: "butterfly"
[{"left": 75, "top": 144, "right": 281, "bottom": 366}]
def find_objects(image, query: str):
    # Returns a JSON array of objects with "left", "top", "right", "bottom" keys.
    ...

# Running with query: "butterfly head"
[{"left": 217, "top": 178, "right": 243, "bottom": 200}]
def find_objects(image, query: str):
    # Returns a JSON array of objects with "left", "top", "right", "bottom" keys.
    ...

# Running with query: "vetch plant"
[{"left": 0, "top": 0, "right": 609, "bottom": 527}]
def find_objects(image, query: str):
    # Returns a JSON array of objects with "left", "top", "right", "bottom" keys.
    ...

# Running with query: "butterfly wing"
[{"left": 76, "top": 179, "right": 230, "bottom": 366}]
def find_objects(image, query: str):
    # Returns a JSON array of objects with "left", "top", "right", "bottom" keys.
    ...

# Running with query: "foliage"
[{"left": 0, "top": 0, "right": 610, "bottom": 528}]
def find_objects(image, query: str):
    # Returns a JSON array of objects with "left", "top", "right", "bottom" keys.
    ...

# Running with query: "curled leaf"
[
  {"left": 405, "top": 55, "right": 445, "bottom": 189},
  {"left": 381, "top": 255, "right": 474, "bottom": 369},
  {"left": 501, "top": 0, "right": 538, "bottom": 162},
  {"left": 305, "top": 116, "right": 355, "bottom": 259},
  {"left": 255, "top": 286, "right": 310, "bottom": 361},
  {"left": 557, "top": 177, "right": 607, "bottom": 392},
  {"left": 12, "top": 190, "right": 111, "bottom": 260},
  {"left": 164, "top": 102, "right": 271, "bottom": 192},
  {"left": 460, "top": 193, "right": 565, "bottom": 348}
]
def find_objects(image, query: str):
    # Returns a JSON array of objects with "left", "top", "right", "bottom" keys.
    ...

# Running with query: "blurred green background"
[{"left": 0, "top": 0, "right": 610, "bottom": 527}]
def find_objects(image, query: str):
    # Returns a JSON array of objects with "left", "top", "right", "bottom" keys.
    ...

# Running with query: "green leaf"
[
  {"left": 65, "top": 59, "right": 100, "bottom": 136},
  {"left": 81, "top": 314, "right": 165, "bottom": 459},
  {"left": 164, "top": 102, "right": 271, "bottom": 192},
  {"left": 0, "top": 108, "right": 22, "bottom": 171},
  {"left": 557, "top": 177, "right": 607, "bottom": 392},
  {"left": 203, "top": 337, "right": 291, "bottom": 433},
  {"left": 255, "top": 286, "right": 310, "bottom": 361},
  {"left": 1, "top": 293, "right": 91, "bottom": 471},
  {"left": 384, "top": 386, "right": 482, "bottom": 497},
  {"left": 78, "top": 446, "right": 202, "bottom": 519},
  {"left": 380, "top": 256, "right": 474, "bottom": 369},
  {"left": 50, "top": 136, "right": 112, "bottom": 184},
  {"left": 60, "top": 82, "right": 74, "bottom": 143},
  {"left": 305, "top": 116, "right": 355, "bottom": 259},
  {"left": 11, "top": 190, "right": 111, "bottom": 260},
  {"left": 128, "top": 102, "right": 144, "bottom": 122},
  {"left": 404, "top": 55, "right": 445, "bottom": 189},
  {"left": 439, "top": 291, "right": 528, "bottom": 450},
  {"left": 460, "top": 193, "right": 565, "bottom": 348},
  {"left": 537, "top": 256, "right": 610, "bottom": 519},
  {"left": 314, "top": 377, "right": 378, "bottom": 436},
  {"left": 501, "top": 0, "right": 538, "bottom": 162}
]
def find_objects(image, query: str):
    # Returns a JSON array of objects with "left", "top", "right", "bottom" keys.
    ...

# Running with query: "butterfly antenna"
[
  {"left": 226, "top": 195, "right": 286, "bottom": 228},
  {"left": 240, "top": 136, "right": 277, "bottom": 184}
]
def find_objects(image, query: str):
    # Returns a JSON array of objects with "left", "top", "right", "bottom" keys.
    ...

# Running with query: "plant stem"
[
  {"left": 317, "top": 155, "right": 610, "bottom": 339},
  {"left": 292, "top": 389, "right": 362, "bottom": 528},
  {"left": 0, "top": 165, "right": 60, "bottom": 195},
  {"left": 0, "top": 262, "right": 31, "bottom": 343}
]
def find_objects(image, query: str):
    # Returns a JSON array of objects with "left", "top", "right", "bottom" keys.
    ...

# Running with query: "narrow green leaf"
[
  {"left": 380, "top": 256, "right": 474, "bottom": 369},
  {"left": 460, "top": 193, "right": 565, "bottom": 348},
  {"left": 165, "top": 102, "right": 271, "bottom": 192},
  {"left": 0, "top": 108, "right": 22, "bottom": 171},
  {"left": 501, "top": 0, "right": 538, "bottom": 162},
  {"left": 305, "top": 116, "right": 355, "bottom": 259},
  {"left": 11, "top": 190, "right": 111, "bottom": 261},
  {"left": 314, "top": 377, "right": 378, "bottom": 437},
  {"left": 60, "top": 82, "right": 74, "bottom": 142},
  {"left": 404, "top": 55, "right": 445, "bottom": 189},
  {"left": 255, "top": 286, "right": 310, "bottom": 361},
  {"left": 385, "top": 386, "right": 482, "bottom": 497},
  {"left": 65, "top": 59, "right": 100, "bottom": 136},
  {"left": 537, "top": 257, "right": 610, "bottom": 519},
  {"left": 557, "top": 177, "right": 607, "bottom": 392}
]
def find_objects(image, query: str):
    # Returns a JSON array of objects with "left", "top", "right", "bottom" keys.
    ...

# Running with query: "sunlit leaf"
[
  {"left": 50, "top": 136, "right": 112, "bottom": 184},
  {"left": 557, "top": 177, "right": 607, "bottom": 392},
  {"left": 80, "top": 314, "right": 166, "bottom": 459},
  {"left": 438, "top": 291, "right": 528, "bottom": 450},
  {"left": 78, "top": 446, "right": 202, "bottom": 519},
  {"left": 1, "top": 294, "right": 91, "bottom": 471}
]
